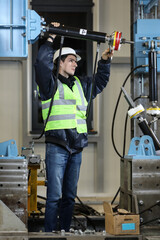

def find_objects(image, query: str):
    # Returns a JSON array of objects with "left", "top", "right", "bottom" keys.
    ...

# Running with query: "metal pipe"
[
  {"left": 144, "top": 0, "right": 159, "bottom": 13},
  {"left": 46, "top": 24, "right": 134, "bottom": 47},
  {"left": 149, "top": 50, "right": 158, "bottom": 102},
  {"left": 138, "top": 117, "right": 160, "bottom": 150},
  {"left": 47, "top": 25, "right": 107, "bottom": 43}
]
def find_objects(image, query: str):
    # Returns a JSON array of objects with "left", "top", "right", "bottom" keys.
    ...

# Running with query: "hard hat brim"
[{"left": 53, "top": 47, "right": 81, "bottom": 62}]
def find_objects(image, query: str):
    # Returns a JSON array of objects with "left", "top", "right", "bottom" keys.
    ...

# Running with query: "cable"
[
  {"left": 72, "top": 216, "right": 86, "bottom": 231},
  {"left": 111, "top": 187, "right": 120, "bottom": 205},
  {"left": 111, "top": 64, "right": 148, "bottom": 158},
  {"left": 33, "top": 36, "right": 65, "bottom": 140},
  {"left": 140, "top": 217, "right": 160, "bottom": 226},
  {"left": 74, "top": 196, "right": 102, "bottom": 231},
  {"left": 86, "top": 42, "right": 100, "bottom": 119},
  {"left": 75, "top": 195, "right": 101, "bottom": 216},
  {"left": 122, "top": 111, "right": 129, "bottom": 157}
]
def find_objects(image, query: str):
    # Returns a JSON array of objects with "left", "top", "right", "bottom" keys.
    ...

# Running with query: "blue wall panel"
[
  {"left": 0, "top": 0, "right": 44, "bottom": 58},
  {"left": 0, "top": 0, "right": 28, "bottom": 57},
  {"left": 134, "top": 19, "right": 160, "bottom": 72}
]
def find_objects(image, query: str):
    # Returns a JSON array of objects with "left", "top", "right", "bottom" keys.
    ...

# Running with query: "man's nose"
[{"left": 74, "top": 61, "right": 78, "bottom": 67}]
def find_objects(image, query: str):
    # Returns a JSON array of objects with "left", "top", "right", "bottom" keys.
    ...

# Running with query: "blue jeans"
[{"left": 45, "top": 143, "right": 82, "bottom": 232}]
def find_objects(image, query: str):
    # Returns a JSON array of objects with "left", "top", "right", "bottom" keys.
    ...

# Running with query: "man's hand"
[
  {"left": 47, "top": 22, "right": 60, "bottom": 42},
  {"left": 101, "top": 48, "right": 114, "bottom": 61}
]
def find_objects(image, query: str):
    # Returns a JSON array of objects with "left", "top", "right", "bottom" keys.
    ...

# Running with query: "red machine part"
[{"left": 112, "top": 31, "right": 122, "bottom": 50}]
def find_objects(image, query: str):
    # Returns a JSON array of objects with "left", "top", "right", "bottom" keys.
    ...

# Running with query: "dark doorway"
[{"left": 31, "top": 0, "right": 94, "bottom": 134}]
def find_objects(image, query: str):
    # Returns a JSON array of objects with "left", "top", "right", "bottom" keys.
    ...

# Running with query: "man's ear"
[{"left": 59, "top": 59, "right": 63, "bottom": 67}]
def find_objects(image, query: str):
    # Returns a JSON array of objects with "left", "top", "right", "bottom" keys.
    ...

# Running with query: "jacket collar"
[{"left": 58, "top": 74, "right": 75, "bottom": 89}]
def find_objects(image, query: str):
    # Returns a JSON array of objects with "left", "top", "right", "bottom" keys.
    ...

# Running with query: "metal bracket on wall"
[{"left": 0, "top": 0, "right": 45, "bottom": 58}]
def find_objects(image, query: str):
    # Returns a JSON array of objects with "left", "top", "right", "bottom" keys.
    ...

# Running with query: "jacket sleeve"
[
  {"left": 34, "top": 41, "right": 55, "bottom": 100},
  {"left": 79, "top": 58, "right": 111, "bottom": 102}
]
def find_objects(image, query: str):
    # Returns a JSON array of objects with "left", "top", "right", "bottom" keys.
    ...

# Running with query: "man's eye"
[{"left": 70, "top": 59, "right": 77, "bottom": 64}]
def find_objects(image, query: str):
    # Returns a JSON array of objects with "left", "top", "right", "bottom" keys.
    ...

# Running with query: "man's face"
[{"left": 59, "top": 55, "right": 78, "bottom": 77}]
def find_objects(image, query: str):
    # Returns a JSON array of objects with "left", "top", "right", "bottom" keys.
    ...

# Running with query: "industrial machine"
[
  {"left": 114, "top": 0, "right": 160, "bottom": 236},
  {"left": 0, "top": 139, "right": 28, "bottom": 231}
]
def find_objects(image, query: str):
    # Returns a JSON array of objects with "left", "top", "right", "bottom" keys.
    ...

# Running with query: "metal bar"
[
  {"left": 10, "top": 0, "right": 13, "bottom": 51},
  {"left": 48, "top": 25, "right": 107, "bottom": 43},
  {"left": 121, "top": 87, "right": 136, "bottom": 108},
  {"left": 139, "top": 201, "right": 160, "bottom": 214},
  {"left": 144, "top": 0, "right": 159, "bottom": 13}
]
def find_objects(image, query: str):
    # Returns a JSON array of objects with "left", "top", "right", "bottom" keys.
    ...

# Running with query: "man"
[{"left": 35, "top": 23, "right": 113, "bottom": 232}]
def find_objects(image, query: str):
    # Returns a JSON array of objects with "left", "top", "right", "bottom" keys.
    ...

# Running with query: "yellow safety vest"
[{"left": 41, "top": 76, "right": 88, "bottom": 133}]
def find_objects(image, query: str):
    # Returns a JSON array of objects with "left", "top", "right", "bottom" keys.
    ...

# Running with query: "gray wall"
[{"left": 0, "top": 0, "right": 131, "bottom": 199}]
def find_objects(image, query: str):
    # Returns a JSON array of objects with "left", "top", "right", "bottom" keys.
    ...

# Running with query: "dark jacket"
[{"left": 35, "top": 41, "right": 111, "bottom": 153}]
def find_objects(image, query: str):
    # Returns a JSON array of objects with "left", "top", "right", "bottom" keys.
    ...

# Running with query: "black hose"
[
  {"left": 111, "top": 187, "right": 120, "bottom": 205},
  {"left": 111, "top": 64, "right": 148, "bottom": 158},
  {"left": 86, "top": 42, "right": 100, "bottom": 119},
  {"left": 33, "top": 36, "right": 64, "bottom": 140}
]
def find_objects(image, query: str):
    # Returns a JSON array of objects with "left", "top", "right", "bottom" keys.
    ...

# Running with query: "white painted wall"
[
  {"left": 0, "top": 0, "right": 131, "bottom": 199},
  {"left": 0, "top": 61, "right": 23, "bottom": 153},
  {"left": 78, "top": 0, "right": 131, "bottom": 197}
]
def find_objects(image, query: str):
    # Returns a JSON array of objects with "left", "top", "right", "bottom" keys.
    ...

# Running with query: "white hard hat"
[{"left": 53, "top": 47, "right": 81, "bottom": 62}]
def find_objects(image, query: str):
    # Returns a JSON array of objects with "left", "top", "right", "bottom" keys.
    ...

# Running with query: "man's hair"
[
  {"left": 53, "top": 54, "right": 69, "bottom": 74},
  {"left": 54, "top": 54, "right": 75, "bottom": 66}
]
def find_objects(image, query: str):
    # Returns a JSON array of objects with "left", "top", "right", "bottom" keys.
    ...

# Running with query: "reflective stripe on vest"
[{"left": 41, "top": 76, "right": 88, "bottom": 133}]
